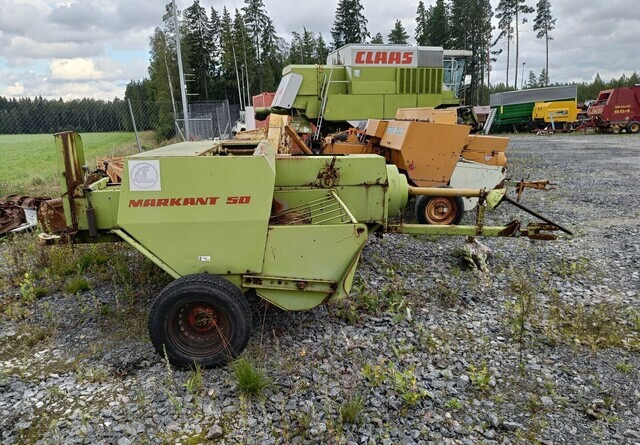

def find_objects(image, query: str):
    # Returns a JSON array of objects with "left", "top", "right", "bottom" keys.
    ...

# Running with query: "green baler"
[{"left": 40, "top": 132, "right": 568, "bottom": 367}]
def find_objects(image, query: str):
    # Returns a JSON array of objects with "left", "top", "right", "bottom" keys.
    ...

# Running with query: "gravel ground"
[{"left": 1, "top": 133, "right": 639, "bottom": 445}]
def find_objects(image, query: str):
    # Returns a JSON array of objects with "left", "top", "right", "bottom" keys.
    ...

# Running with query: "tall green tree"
[
  {"left": 426, "top": 0, "right": 450, "bottom": 48},
  {"left": 533, "top": 0, "right": 556, "bottom": 86},
  {"left": 331, "top": 0, "right": 369, "bottom": 48},
  {"left": 242, "top": 0, "right": 271, "bottom": 92},
  {"left": 316, "top": 34, "right": 330, "bottom": 63},
  {"left": 450, "top": 0, "right": 494, "bottom": 104},
  {"left": 538, "top": 68, "right": 549, "bottom": 87},
  {"left": 183, "top": 0, "right": 213, "bottom": 99},
  {"left": 388, "top": 20, "right": 409, "bottom": 44},
  {"left": 415, "top": 1, "right": 430, "bottom": 46},
  {"left": 514, "top": 0, "right": 534, "bottom": 90},
  {"left": 371, "top": 32, "right": 384, "bottom": 44},
  {"left": 526, "top": 70, "right": 538, "bottom": 88},
  {"left": 494, "top": 0, "right": 514, "bottom": 88}
]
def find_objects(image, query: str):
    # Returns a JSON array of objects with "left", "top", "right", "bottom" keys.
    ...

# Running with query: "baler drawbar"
[{"left": 39, "top": 132, "right": 570, "bottom": 367}]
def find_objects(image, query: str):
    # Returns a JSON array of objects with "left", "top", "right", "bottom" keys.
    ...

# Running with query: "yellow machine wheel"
[
  {"left": 627, "top": 122, "right": 640, "bottom": 134},
  {"left": 415, "top": 195, "right": 464, "bottom": 225}
]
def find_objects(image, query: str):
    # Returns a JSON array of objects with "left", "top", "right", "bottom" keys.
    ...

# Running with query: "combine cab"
[{"left": 587, "top": 85, "right": 640, "bottom": 134}]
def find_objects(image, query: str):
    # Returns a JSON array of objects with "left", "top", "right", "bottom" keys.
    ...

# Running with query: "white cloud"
[
  {"left": 1, "top": 0, "right": 639, "bottom": 99},
  {"left": 50, "top": 58, "right": 103, "bottom": 81},
  {"left": 2, "top": 82, "right": 25, "bottom": 96}
]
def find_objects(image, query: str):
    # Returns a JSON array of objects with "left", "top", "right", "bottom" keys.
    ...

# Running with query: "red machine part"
[
  {"left": 253, "top": 93, "right": 275, "bottom": 128},
  {"left": 587, "top": 85, "right": 640, "bottom": 134}
]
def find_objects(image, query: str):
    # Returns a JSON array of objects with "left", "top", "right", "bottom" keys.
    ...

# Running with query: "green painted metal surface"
[
  {"left": 282, "top": 64, "right": 456, "bottom": 122},
  {"left": 46, "top": 133, "right": 555, "bottom": 312}
]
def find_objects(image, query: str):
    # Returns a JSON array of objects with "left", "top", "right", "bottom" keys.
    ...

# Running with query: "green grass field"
[{"left": 0, "top": 132, "right": 153, "bottom": 196}]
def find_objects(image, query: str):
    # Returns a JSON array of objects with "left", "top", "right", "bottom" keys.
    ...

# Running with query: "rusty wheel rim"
[
  {"left": 630, "top": 123, "right": 639, "bottom": 133},
  {"left": 168, "top": 300, "right": 230, "bottom": 358},
  {"left": 425, "top": 197, "right": 457, "bottom": 225}
]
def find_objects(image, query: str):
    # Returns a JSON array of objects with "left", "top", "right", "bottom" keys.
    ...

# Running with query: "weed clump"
[{"left": 232, "top": 357, "right": 268, "bottom": 396}]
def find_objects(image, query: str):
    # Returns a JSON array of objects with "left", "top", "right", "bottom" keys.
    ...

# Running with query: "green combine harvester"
[
  {"left": 38, "top": 132, "right": 569, "bottom": 367},
  {"left": 256, "top": 44, "right": 473, "bottom": 135}
]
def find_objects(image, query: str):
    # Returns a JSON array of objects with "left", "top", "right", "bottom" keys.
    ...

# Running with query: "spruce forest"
[{"left": 1, "top": 0, "right": 638, "bottom": 135}]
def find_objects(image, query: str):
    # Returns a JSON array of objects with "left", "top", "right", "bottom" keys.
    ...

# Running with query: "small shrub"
[
  {"left": 64, "top": 277, "right": 90, "bottom": 294},
  {"left": 469, "top": 363, "right": 491, "bottom": 391},
  {"left": 339, "top": 394, "right": 364, "bottom": 425},
  {"left": 445, "top": 398, "right": 464, "bottom": 411},
  {"left": 233, "top": 357, "right": 268, "bottom": 395}
]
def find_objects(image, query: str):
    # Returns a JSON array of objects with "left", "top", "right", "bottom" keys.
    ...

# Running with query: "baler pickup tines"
[{"left": 270, "top": 192, "right": 354, "bottom": 225}]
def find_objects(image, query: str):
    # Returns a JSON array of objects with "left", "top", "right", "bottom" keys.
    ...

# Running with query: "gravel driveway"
[{"left": 1, "top": 133, "right": 639, "bottom": 444}]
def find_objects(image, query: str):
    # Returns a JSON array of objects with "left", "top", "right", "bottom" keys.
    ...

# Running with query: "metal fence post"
[{"left": 127, "top": 98, "right": 143, "bottom": 153}]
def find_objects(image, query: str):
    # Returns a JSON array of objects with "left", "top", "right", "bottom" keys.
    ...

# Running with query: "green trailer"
[
  {"left": 487, "top": 85, "right": 578, "bottom": 133},
  {"left": 39, "top": 132, "right": 569, "bottom": 367}
]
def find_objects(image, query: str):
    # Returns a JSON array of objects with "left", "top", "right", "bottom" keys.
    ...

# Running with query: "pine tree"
[
  {"left": 426, "top": 0, "right": 450, "bottom": 48},
  {"left": 527, "top": 69, "right": 538, "bottom": 88},
  {"left": 316, "top": 34, "right": 330, "bottom": 63},
  {"left": 219, "top": 7, "right": 239, "bottom": 102},
  {"left": 494, "top": 0, "right": 514, "bottom": 89},
  {"left": 331, "top": 0, "right": 369, "bottom": 48},
  {"left": 514, "top": 0, "right": 534, "bottom": 89},
  {"left": 538, "top": 68, "right": 548, "bottom": 86},
  {"left": 184, "top": 0, "right": 213, "bottom": 99},
  {"left": 242, "top": 0, "right": 271, "bottom": 91},
  {"left": 415, "top": 1, "right": 430, "bottom": 46},
  {"left": 449, "top": 0, "right": 494, "bottom": 104},
  {"left": 371, "top": 32, "right": 384, "bottom": 44},
  {"left": 233, "top": 9, "right": 256, "bottom": 101},
  {"left": 388, "top": 20, "right": 409, "bottom": 44},
  {"left": 533, "top": 0, "right": 556, "bottom": 86}
]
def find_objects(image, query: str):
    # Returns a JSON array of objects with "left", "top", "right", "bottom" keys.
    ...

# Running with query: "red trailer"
[{"left": 587, "top": 85, "right": 640, "bottom": 134}]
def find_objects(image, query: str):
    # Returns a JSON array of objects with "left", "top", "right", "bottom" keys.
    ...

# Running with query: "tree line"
[{"left": 2, "top": 0, "right": 639, "bottom": 135}]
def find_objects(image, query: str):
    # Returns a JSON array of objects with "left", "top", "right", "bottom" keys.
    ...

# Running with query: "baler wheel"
[
  {"left": 149, "top": 274, "right": 252, "bottom": 368},
  {"left": 627, "top": 122, "right": 640, "bottom": 134},
  {"left": 611, "top": 124, "right": 621, "bottom": 134},
  {"left": 415, "top": 195, "right": 464, "bottom": 225}
]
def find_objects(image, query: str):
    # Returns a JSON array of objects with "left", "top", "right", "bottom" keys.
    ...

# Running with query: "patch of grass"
[
  {"left": 547, "top": 302, "right": 640, "bottom": 350},
  {"left": 362, "top": 359, "right": 431, "bottom": 406},
  {"left": 614, "top": 361, "right": 633, "bottom": 374},
  {"left": 433, "top": 282, "right": 458, "bottom": 308},
  {"left": 233, "top": 357, "right": 268, "bottom": 396},
  {"left": 64, "top": 277, "right": 90, "bottom": 294},
  {"left": 552, "top": 257, "right": 590, "bottom": 278},
  {"left": 339, "top": 394, "right": 364, "bottom": 425},
  {"left": 183, "top": 361, "right": 204, "bottom": 395},
  {"left": 445, "top": 398, "right": 464, "bottom": 411},
  {"left": 75, "top": 365, "right": 110, "bottom": 383},
  {"left": 469, "top": 363, "right": 491, "bottom": 391},
  {"left": 0, "top": 132, "right": 143, "bottom": 190}
]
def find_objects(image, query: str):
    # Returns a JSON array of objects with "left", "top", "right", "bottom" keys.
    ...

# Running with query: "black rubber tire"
[
  {"left": 415, "top": 195, "right": 465, "bottom": 225},
  {"left": 627, "top": 121, "right": 640, "bottom": 134},
  {"left": 149, "top": 274, "right": 251, "bottom": 368}
]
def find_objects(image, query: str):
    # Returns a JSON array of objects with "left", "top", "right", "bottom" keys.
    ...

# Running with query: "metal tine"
[{"left": 284, "top": 204, "right": 343, "bottom": 224}]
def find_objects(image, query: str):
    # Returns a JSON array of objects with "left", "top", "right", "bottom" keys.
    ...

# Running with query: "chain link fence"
[{"left": 0, "top": 98, "right": 239, "bottom": 196}]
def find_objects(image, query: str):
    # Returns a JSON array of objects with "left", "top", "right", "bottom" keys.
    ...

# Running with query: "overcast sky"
[{"left": 0, "top": 0, "right": 638, "bottom": 100}]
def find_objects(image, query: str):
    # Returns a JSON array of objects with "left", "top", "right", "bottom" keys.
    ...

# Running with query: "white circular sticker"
[{"left": 129, "top": 160, "right": 161, "bottom": 191}]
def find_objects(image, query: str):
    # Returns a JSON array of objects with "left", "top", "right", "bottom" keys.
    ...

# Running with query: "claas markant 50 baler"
[{"left": 39, "top": 132, "right": 570, "bottom": 367}]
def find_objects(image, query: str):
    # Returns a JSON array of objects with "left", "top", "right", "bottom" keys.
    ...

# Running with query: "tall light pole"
[
  {"left": 172, "top": 0, "right": 190, "bottom": 140},
  {"left": 521, "top": 62, "right": 526, "bottom": 89}
]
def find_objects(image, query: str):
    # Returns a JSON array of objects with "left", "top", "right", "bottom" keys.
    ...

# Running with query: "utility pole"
[{"left": 172, "top": 0, "right": 190, "bottom": 140}]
